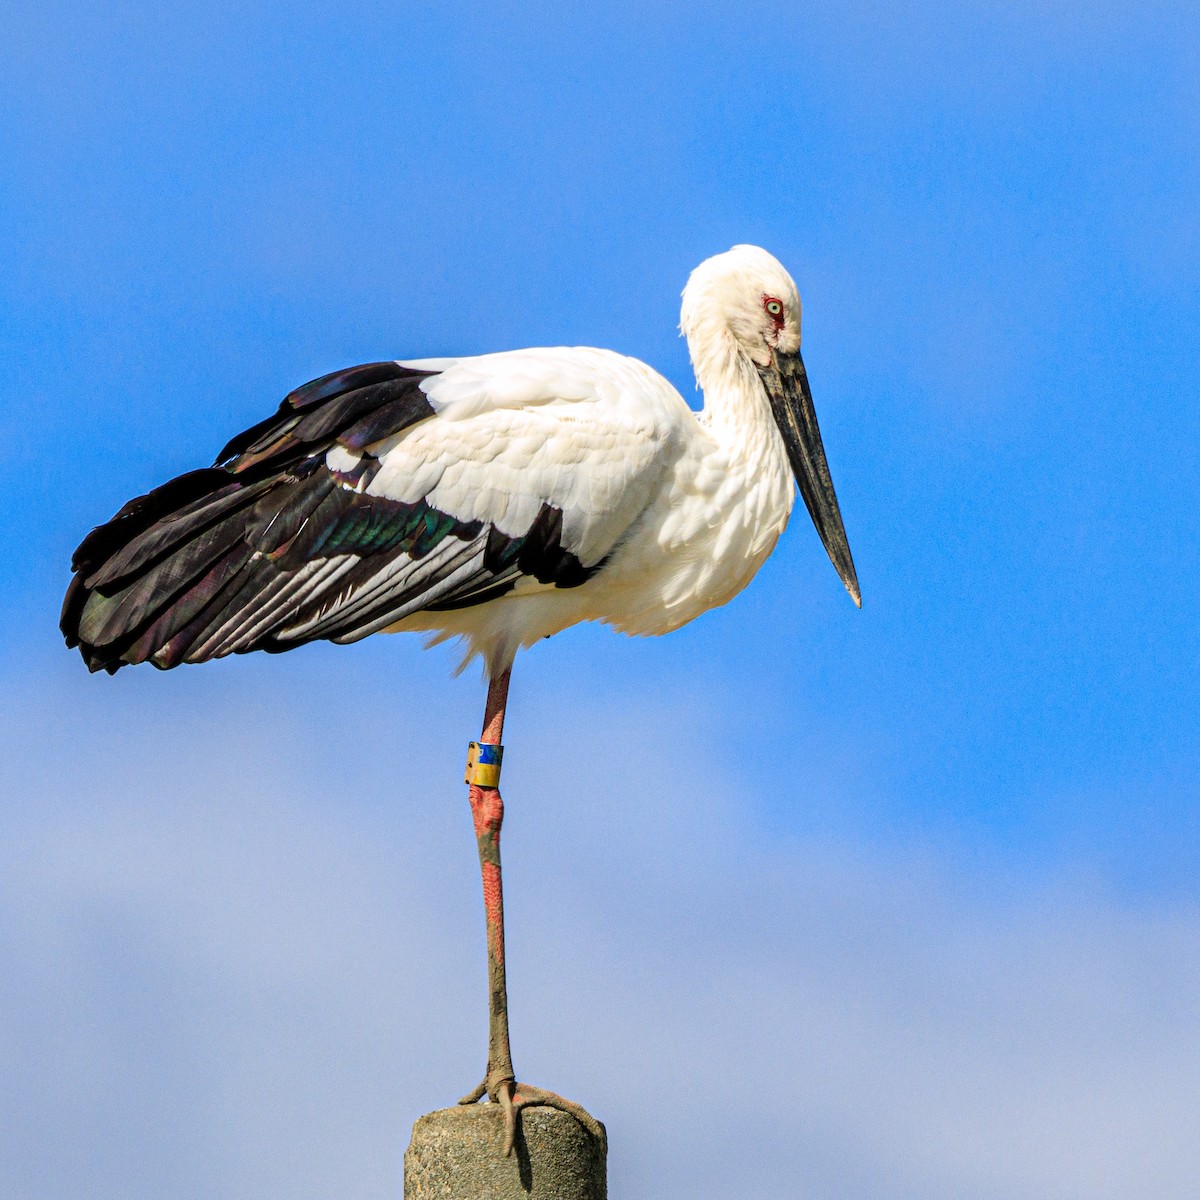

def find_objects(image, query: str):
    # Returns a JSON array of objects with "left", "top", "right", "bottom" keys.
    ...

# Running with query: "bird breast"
[{"left": 594, "top": 405, "right": 795, "bottom": 637}]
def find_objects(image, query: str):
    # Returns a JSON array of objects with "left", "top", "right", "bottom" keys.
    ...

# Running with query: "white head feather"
[{"left": 679, "top": 245, "right": 803, "bottom": 391}]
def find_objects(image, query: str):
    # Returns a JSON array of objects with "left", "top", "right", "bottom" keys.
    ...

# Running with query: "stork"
[{"left": 61, "top": 244, "right": 860, "bottom": 1154}]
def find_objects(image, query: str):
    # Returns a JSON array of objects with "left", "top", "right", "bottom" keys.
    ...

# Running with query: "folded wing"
[{"left": 62, "top": 351, "right": 669, "bottom": 673}]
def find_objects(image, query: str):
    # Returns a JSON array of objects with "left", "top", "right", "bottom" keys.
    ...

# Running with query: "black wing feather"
[{"left": 62, "top": 361, "right": 605, "bottom": 674}]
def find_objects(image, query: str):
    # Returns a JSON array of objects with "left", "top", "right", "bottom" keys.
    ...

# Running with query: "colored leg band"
[{"left": 465, "top": 741, "right": 504, "bottom": 788}]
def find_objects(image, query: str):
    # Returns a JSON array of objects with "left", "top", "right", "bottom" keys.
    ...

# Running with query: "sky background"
[{"left": 2, "top": 1, "right": 1199, "bottom": 1197}]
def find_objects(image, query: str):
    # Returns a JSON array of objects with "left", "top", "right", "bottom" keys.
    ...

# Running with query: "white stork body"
[{"left": 63, "top": 244, "right": 858, "bottom": 683}]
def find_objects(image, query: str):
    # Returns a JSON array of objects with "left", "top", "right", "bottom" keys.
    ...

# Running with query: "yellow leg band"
[{"left": 465, "top": 741, "right": 504, "bottom": 788}]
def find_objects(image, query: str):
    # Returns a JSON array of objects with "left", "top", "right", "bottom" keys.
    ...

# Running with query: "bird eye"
[{"left": 764, "top": 298, "right": 784, "bottom": 318}]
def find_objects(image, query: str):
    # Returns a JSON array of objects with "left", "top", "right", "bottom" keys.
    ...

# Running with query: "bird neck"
[{"left": 694, "top": 332, "right": 789, "bottom": 477}]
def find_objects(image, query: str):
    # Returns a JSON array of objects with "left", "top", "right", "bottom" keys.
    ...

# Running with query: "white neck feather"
[{"left": 685, "top": 315, "right": 781, "bottom": 460}]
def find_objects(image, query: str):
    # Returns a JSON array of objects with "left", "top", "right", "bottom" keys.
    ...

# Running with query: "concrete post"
[{"left": 404, "top": 1104, "right": 606, "bottom": 1199}]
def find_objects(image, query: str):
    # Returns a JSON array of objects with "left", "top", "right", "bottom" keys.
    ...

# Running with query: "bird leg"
[
  {"left": 458, "top": 668, "right": 516, "bottom": 1105},
  {"left": 457, "top": 668, "right": 605, "bottom": 1156}
]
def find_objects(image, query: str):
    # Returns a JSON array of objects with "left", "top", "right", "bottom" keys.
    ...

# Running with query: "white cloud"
[{"left": 2, "top": 667, "right": 1197, "bottom": 1199}]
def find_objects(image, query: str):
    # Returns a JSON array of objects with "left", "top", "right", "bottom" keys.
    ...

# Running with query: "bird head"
[
  {"left": 680, "top": 243, "right": 803, "bottom": 369},
  {"left": 680, "top": 245, "right": 860, "bottom": 608}
]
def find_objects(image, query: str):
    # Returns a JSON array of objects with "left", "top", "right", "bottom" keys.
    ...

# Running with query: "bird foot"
[{"left": 458, "top": 1072, "right": 605, "bottom": 1156}]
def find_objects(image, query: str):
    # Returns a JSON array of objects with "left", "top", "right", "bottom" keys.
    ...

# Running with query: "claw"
[
  {"left": 459, "top": 1069, "right": 521, "bottom": 1154},
  {"left": 497, "top": 1079, "right": 516, "bottom": 1155},
  {"left": 508, "top": 1083, "right": 607, "bottom": 1153},
  {"left": 457, "top": 1071, "right": 606, "bottom": 1156}
]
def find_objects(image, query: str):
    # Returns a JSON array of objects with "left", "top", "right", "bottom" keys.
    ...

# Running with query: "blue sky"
[{"left": 3, "top": 2, "right": 1199, "bottom": 1197}]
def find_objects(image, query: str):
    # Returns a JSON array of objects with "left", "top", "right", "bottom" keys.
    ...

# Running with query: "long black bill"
[{"left": 759, "top": 350, "right": 861, "bottom": 607}]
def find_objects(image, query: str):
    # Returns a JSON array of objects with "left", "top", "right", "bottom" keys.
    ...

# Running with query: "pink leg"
[
  {"left": 462, "top": 667, "right": 517, "bottom": 1099},
  {"left": 457, "top": 668, "right": 604, "bottom": 1155}
]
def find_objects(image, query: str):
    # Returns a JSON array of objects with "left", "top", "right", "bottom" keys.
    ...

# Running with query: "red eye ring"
[{"left": 763, "top": 296, "right": 785, "bottom": 326}]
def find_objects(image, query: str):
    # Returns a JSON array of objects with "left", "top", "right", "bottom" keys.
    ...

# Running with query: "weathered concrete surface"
[{"left": 404, "top": 1104, "right": 606, "bottom": 1199}]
